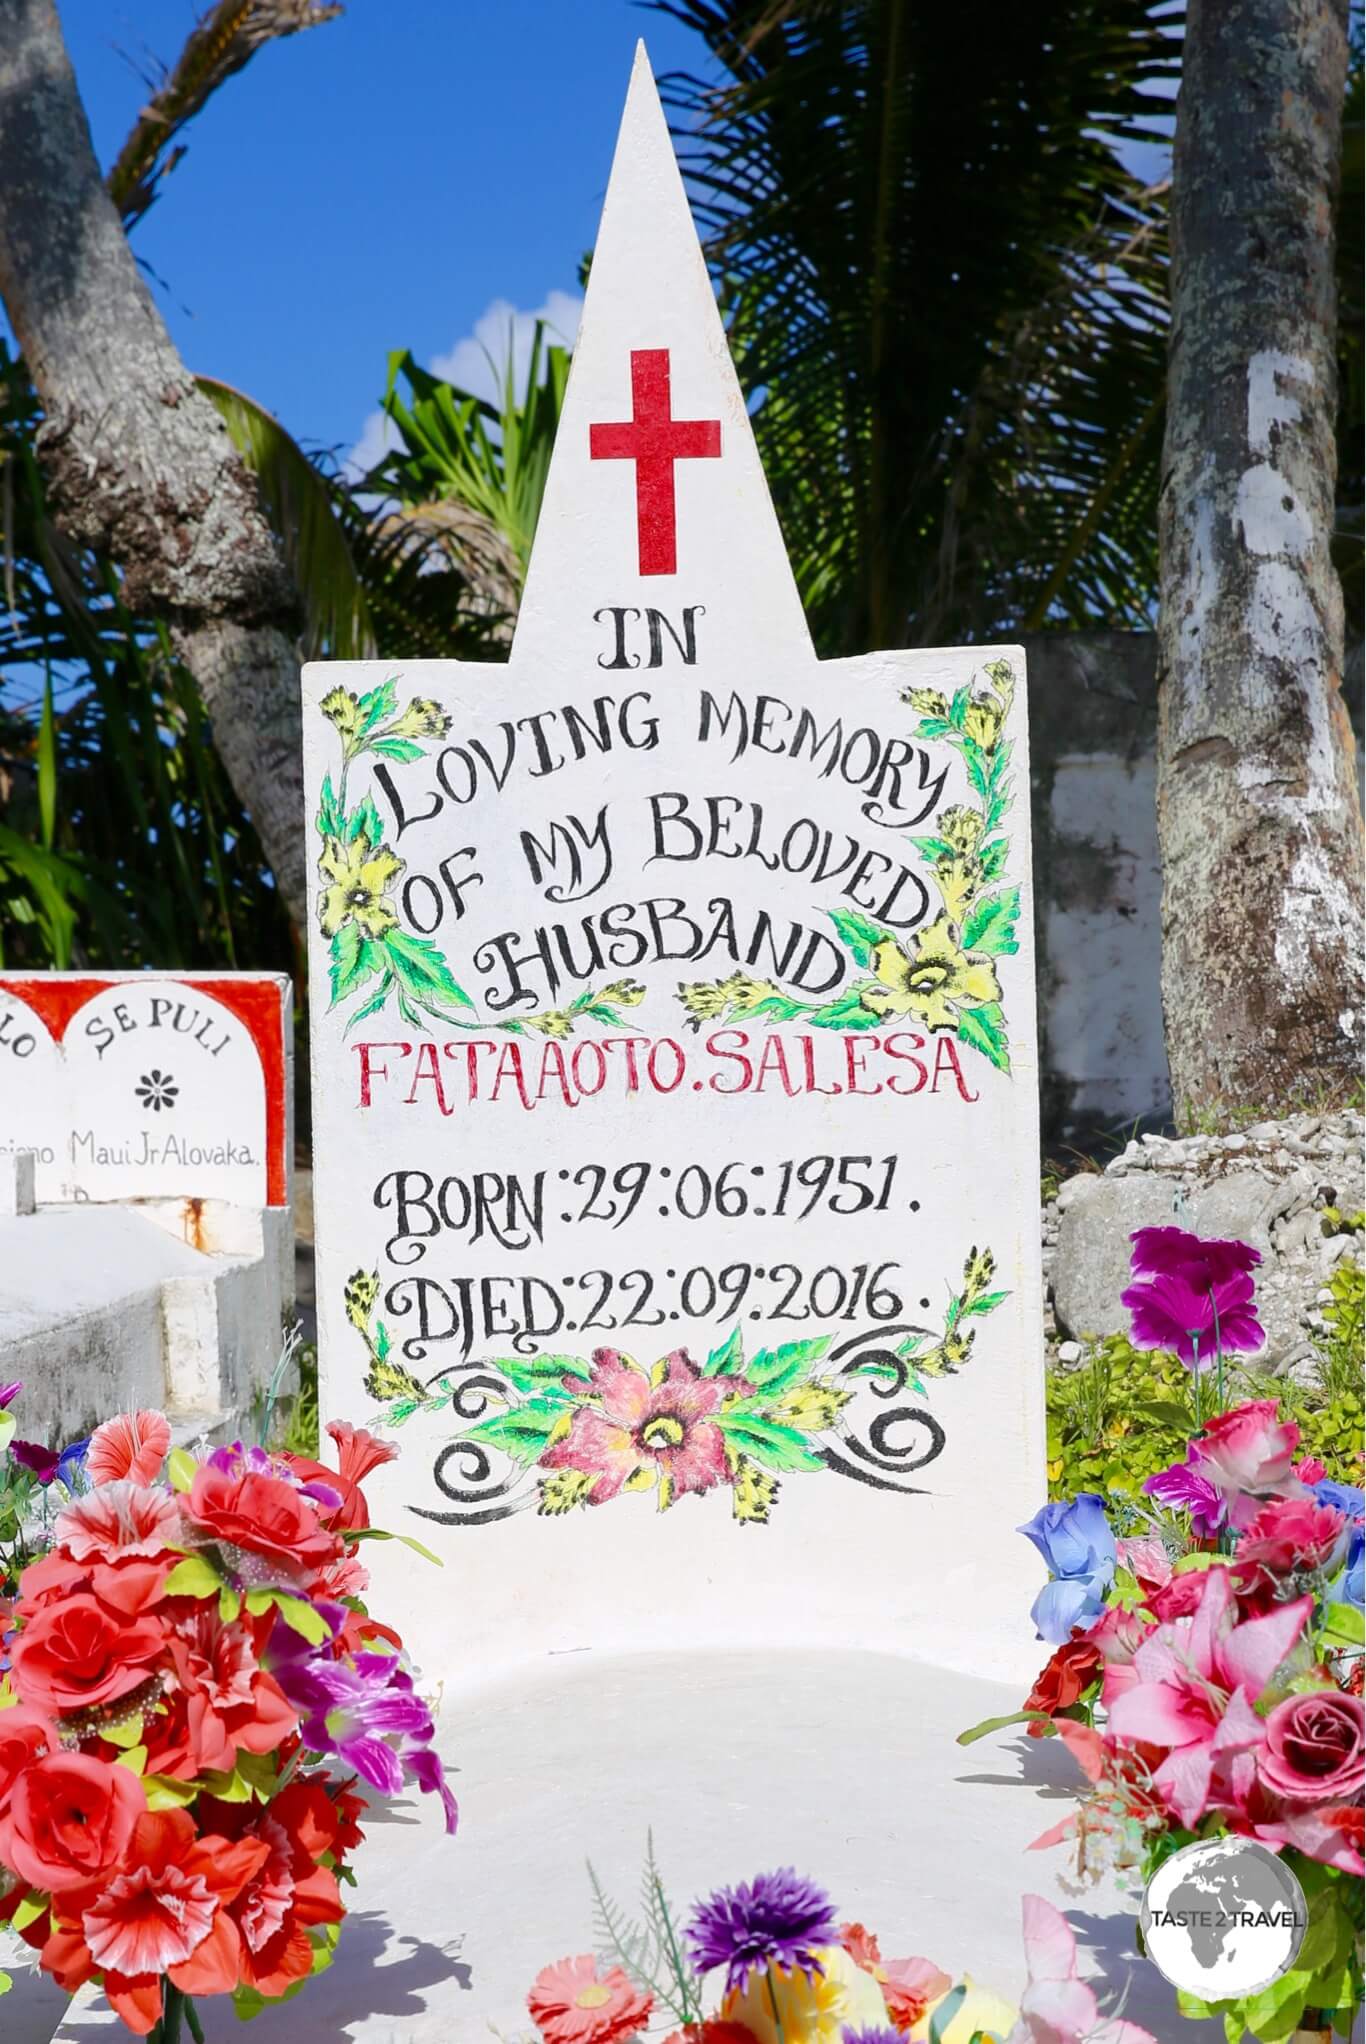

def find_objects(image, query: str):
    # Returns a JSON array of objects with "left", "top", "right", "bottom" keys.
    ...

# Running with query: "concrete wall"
[{"left": 1018, "top": 632, "right": 1363, "bottom": 1146}]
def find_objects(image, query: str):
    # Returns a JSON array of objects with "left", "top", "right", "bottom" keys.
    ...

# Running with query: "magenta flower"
[
  {"left": 1129, "top": 1226, "right": 1260, "bottom": 1288},
  {"left": 1121, "top": 1268, "right": 1264, "bottom": 1369},
  {"left": 0, "top": 1382, "right": 21, "bottom": 1411},
  {"left": 9, "top": 1439, "right": 60, "bottom": 1485}
]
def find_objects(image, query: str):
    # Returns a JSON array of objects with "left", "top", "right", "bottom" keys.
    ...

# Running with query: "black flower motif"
[{"left": 134, "top": 1070, "right": 178, "bottom": 1112}]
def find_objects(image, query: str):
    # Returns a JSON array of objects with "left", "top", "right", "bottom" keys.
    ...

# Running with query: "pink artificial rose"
[
  {"left": 1258, "top": 1690, "right": 1364, "bottom": 1805},
  {"left": 1191, "top": 1400, "right": 1304, "bottom": 1530},
  {"left": 1087, "top": 1604, "right": 1154, "bottom": 1665}
]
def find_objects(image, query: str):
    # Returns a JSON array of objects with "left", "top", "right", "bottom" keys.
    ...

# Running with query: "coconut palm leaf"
[{"left": 654, "top": 0, "right": 1180, "bottom": 653}]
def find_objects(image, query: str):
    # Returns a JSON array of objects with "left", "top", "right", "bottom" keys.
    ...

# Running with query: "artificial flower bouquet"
[
  {"left": 969, "top": 1227, "right": 1365, "bottom": 2044},
  {"left": 0, "top": 1392, "right": 457, "bottom": 2039},
  {"left": 520, "top": 1855, "right": 1159, "bottom": 2044}
]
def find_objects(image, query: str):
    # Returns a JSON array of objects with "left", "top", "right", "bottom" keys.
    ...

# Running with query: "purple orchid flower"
[
  {"left": 1143, "top": 1451, "right": 1227, "bottom": 1537},
  {"left": 10, "top": 1439, "right": 60, "bottom": 1485},
  {"left": 207, "top": 1439, "right": 343, "bottom": 1513},
  {"left": 0, "top": 1382, "right": 22, "bottom": 1411}
]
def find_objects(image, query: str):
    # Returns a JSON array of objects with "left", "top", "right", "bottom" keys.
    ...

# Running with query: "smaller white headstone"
[{"left": 0, "top": 973, "right": 292, "bottom": 1208}]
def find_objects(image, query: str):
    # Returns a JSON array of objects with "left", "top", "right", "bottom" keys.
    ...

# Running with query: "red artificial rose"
[
  {"left": 0, "top": 1752, "right": 143, "bottom": 1892},
  {"left": 184, "top": 1463, "right": 338, "bottom": 1584},
  {"left": 1235, "top": 1497, "right": 1349, "bottom": 1590},
  {"left": 218, "top": 1781, "right": 345, "bottom": 1998},
  {"left": 1258, "top": 1690, "right": 1365, "bottom": 1804},
  {"left": 147, "top": 1605, "right": 298, "bottom": 1781},
  {"left": 1022, "top": 1638, "right": 1102, "bottom": 1734},
  {"left": 9, "top": 1593, "right": 164, "bottom": 1721},
  {"left": 0, "top": 1706, "right": 53, "bottom": 1814},
  {"left": 16, "top": 1546, "right": 177, "bottom": 1621}
]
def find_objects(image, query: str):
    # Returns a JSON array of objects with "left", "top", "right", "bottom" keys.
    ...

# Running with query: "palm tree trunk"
[
  {"left": 1156, "top": 0, "right": 1362, "bottom": 1120},
  {"left": 0, "top": 0, "right": 308, "bottom": 925}
]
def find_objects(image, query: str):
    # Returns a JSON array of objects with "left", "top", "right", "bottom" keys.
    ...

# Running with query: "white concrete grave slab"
[{"left": 0, "top": 973, "right": 291, "bottom": 1209}]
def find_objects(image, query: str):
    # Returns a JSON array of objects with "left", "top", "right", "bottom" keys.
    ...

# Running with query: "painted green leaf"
[
  {"left": 316, "top": 772, "right": 342, "bottom": 839},
  {"left": 956, "top": 1001, "right": 1010, "bottom": 1071},
  {"left": 357, "top": 677, "right": 397, "bottom": 734},
  {"left": 806, "top": 987, "right": 882, "bottom": 1029},
  {"left": 343, "top": 971, "right": 394, "bottom": 1032},
  {"left": 908, "top": 835, "right": 954, "bottom": 863},
  {"left": 826, "top": 907, "right": 894, "bottom": 968},
  {"left": 495, "top": 1352, "right": 594, "bottom": 1395},
  {"left": 348, "top": 792, "right": 383, "bottom": 847},
  {"left": 745, "top": 1337, "right": 832, "bottom": 1394},
  {"left": 163, "top": 1554, "right": 226, "bottom": 1600},
  {"left": 460, "top": 1397, "right": 569, "bottom": 1465},
  {"left": 977, "top": 837, "right": 1009, "bottom": 881},
  {"left": 912, "top": 715, "right": 955, "bottom": 740},
  {"left": 947, "top": 685, "right": 970, "bottom": 732},
  {"left": 330, "top": 925, "right": 386, "bottom": 1006},
  {"left": 716, "top": 1413, "right": 825, "bottom": 1473},
  {"left": 704, "top": 1325, "right": 745, "bottom": 1376},
  {"left": 960, "top": 886, "right": 1020, "bottom": 955},
  {"left": 369, "top": 737, "right": 425, "bottom": 764},
  {"left": 384, "top": 928, "right": 474, "bottom": 1011},
  {"left": 963, "top": 741, "right": 990, "bottom": 800},
  {"left": 963, "top": 1288, "right": 1009, "bottom": 1317}
]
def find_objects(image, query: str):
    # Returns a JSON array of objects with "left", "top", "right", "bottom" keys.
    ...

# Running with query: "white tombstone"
[{"left": 0, "top": 972, "right": 291, "bottom": 1209}]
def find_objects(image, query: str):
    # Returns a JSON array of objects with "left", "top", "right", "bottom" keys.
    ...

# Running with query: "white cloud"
[{"left": 345, "top": 289, "right": 582, "bottom": 482}]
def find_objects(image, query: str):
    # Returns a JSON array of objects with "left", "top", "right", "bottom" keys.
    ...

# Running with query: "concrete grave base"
[{"left": 15, "top": 1653, "right": 1229, "bottom": 2044}]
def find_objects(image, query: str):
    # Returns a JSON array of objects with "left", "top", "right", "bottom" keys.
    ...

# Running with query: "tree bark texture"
[
  {"left": 0, "top": 0, "right": 308, "bottom": 924},
  {"left": 1157, "top": 0, "right": 1363, "bottom": 1117}
]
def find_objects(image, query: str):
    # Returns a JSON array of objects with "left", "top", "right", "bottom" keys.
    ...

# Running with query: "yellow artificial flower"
[
  {"left": 723, "top": 1947, "right": 891, "bottom": 2044},
  {"left": 909, "top": 1976, "right": 1017, "bottom": 2043},
  {"left": 388, "top": 696, "right": 451, "bottom": 741},
  {"left": 526, "top": 1010, "right": 574, "bottom": 1038},
  {"left": 938, "top": 805, "right": 985, "bottom": 854},
  {"left": 599, "top": 979, "right": 646, "bottom": 1007},
  {"left": 318, "top": 832, "right": 404, "bottom": 941},
  {"left": 963, "top": 692, "right": 1005, "bottom": 750},
  {"left": 861, "top": 918, "right": 1002, "bottom": 1031},
  {"left": 319, "top": 687, "right": 362, "bottom": 742},
  {"left": 932, "top": 854, "right": 981, "bottom": 927},
  {"left": 901, "top": 686, "right": 950, "bottom": 718}
]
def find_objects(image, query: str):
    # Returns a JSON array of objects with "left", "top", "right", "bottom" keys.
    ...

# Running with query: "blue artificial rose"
[
  {"left": 1313, "top": 1478, "right": 1365, "bottom": 1521},
  {"left": 1018, "top": 1492, "right": 1117, "bottom": 1644},
  {"left": 1314, "top": 1481, "right": 1364, "bottom": 1609}
]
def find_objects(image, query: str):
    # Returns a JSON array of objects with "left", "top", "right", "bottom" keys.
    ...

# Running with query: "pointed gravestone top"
[{"left": 303, "top": 47, "right": 1044, "bottom": 1688}]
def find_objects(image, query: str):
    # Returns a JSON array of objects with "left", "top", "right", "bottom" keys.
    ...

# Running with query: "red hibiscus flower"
[
  {"left": 286, "top": 1420, "right": 397, "bottom": 1531},
  {"left": 9, "top": 1592, "right": 164, "bottom": 1723},
  {"left": 183, "top": 1462, "right": 339, "bottom": 1586},
  {"left": 540, "top": 1349, "right": 732, "bottom": 1509}
]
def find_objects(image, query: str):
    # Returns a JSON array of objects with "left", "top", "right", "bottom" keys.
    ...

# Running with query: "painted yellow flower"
[
  {"left": 963, "top": 692, "right": 1005, "bottom": 750},
  {"left": 901, "top": 685, "right": 949, "bottom": 718},
  {"left": 344, "top": 1269, "right": 379, "bottom": 1332},
  {"left": 932, "top": 853, "right": 981, "bottom": 927},
  {"left": 526, "top": 1010, "right": 574, "bottom": 1038},
  {"left": 938, "top": 805, "right": 985, "bottom": 854},
  {"left": 320, "top": 687, "right": 362, "bottom": 742},
  {"left": 318, "top": 831, "right": 404, "bottom": 941},
  {"left": 723, "top": 1946, "right": 891, "bottom": 2043},
  {"left": 599, "top": 979, "right": 646, "bottom": 1007},
  {"left": 919, "top": 1326, "right": 974, "bottom": 1376},
  {"left": 860, "top": 917, "right": 1001, "bottom": 1031},
  {"left": 388, "top": 696, "right": 451, "bottom": 741},
  {"left": 719, "top": 972, "right": 780, "bottom": 1008},
  {"left": 677, "top": 980, "right": 731, "bottom": 1027}
]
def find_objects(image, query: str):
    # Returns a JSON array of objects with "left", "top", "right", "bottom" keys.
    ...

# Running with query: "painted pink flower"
[
  {"left": 539, "top": 1349, "right": 732, "bottom": 1509},
  {"left": 1004, "top": 1895, "right": 1156, "bottom": 2044},
  {"left": 86, "top": 1410, "right": 172, "bottom": 1487},
  {"left": 1105, "top": 1565, "right": 1311, "bottom": 1827},
  {"left": 54, "top": 1481, "right": 181, "bottom": 1564},
  {"left": 1188, "top": 1400, "right": 1305, "bottom": 1531}
]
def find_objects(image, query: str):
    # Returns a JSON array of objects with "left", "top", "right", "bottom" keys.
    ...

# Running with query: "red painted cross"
[{"left": 589, "top": 348, "right": 721, "bottom": 575}]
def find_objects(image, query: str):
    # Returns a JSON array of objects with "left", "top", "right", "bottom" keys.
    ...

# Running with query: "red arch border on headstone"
[{"left": 2, "top": 976, "right": 289, "bottom": 1207}]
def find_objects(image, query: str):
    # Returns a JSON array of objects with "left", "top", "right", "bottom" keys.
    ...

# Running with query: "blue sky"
[{"left": 59, "top": 1, "right": 709, "bottom": 463}]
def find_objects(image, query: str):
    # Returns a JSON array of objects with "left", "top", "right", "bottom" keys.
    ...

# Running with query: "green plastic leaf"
[
  {"left": 114, "top": 1744, "right": 148, "bottom": 1776},
  {"left": 163, "top": 1554, "right": 225, "bottom": 1599},
  {"left": 345, "top": 1528, "right": 443, "bottom": 1566},
  {"left": 166, "top": 1447, "right": 197, "bottom": 1493},
  {"left": 956, "top": 1710, "right": 1053, "bottom": 1746},
  {"left": 219, "top": 1587, "right": 242, "bottom": 1624},
  {"left": 103, "top": 1714, "right": 144, "bottom": 1749},
  {"left": 1319, "top": 1600, "right": 1365, "bottom": 1647},
  {"left": 826, "top": 907, "right": 893, "bottom": 967},
  {"left": 12, "top": 1892, "right": 48, "bottom": 1933},
  {"left": 960, "top": 885, "right": 1021, "bottom": 955},
  {"left": 0, "top": 1411, "right": 14, "bottom": 1456},
  {"left": 928, "top": 1983, "right": 966, "bottom": 2044},
  {"left": 144, "top": 1775, "right": 199, "bottom": 1810},
  {"left": 704, "top": 1326, "right": 745, "bottom": 1376},
  {"left": 956, "top": 1002, "right": 1010, "bottom": 1071},
  {"left": 270, "top": 1594, "right": 332, "bottom": 1644}
]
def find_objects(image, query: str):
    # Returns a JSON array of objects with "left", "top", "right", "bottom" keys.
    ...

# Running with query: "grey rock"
[
  {"left": 1056, "top": 1340, "right": 1083, "bottom": 1365},
  {"left": 1223, "top": 1134, "right": 1248, "bottom": 1152}
]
